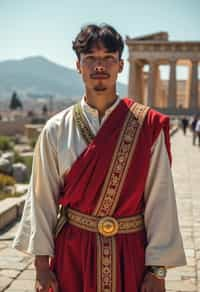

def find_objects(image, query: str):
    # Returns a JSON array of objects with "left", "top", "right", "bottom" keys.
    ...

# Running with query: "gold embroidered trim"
[
  {"left": 73, "top": 103, "right": 95, "bottom": 144},
  {"left": 97, "top": 235, "right": 116, "bottom": 292},
  {"left": 93, "top": 102, "right": 149, "bottom": 217},
  {"left": 94, "top": 102, "right": 148, "bottom": 292},
  {"left": 66, "top": 207, "right": 144, "bottom": 235},
  {"left": 73, "top": 101, "right": 149, "bottom": 292}
]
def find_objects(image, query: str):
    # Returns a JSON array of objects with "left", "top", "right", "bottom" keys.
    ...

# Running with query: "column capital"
[
  {"left": 127, "top": 57, "right": 140, "bottom": 64},
  {"left": 190, "top": 59, "right": 199, "bottom": 65},
  {"left": 169, "top": 58, "right": 177, "bottom": 64},
  {"left": 147, "top": 59, "right": 158, "bottom": 65}
]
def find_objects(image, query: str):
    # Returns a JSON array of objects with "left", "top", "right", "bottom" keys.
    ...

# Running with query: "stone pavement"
[{"left": 0, "top": 129, "right": 200, "bottom": 291}]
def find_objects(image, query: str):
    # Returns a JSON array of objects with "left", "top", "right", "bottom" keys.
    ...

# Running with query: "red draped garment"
[{"left": 49, "top": 98, "right": 171, "bottom": 292}]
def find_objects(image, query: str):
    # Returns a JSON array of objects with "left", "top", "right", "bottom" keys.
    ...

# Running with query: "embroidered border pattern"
[
  {"left": 93, "top": 103, "right": 149, "bottom": 217},
  {"left": 73, "top": 103, "right": 95, "bottom": 145},
  {"left": 97, "top": 235, "right": 116, "bottom": 292},
  {"left": 74, "top": 101, "right": 149, "bottom": 292},
  {"left": 66, "top": 207, "right": 144, "bottom": 234},
  {"left": 94, "top": 102, "right": 149, "bottom": 292}
]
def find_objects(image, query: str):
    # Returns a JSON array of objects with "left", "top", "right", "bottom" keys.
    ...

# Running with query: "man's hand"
[
  {"left": 34, "top": 256, "right": 59, "bottom": 292},
  {"left": 141, "top": 271, "right": 165, "bottom": 292},
  {"left": 35, "top": 269, "right": 59, "bottom": 292}
]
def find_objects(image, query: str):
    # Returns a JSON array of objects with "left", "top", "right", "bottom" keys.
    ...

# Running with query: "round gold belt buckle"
[{"left": 98, "top": 216, "right": 119, "bottom": 237}]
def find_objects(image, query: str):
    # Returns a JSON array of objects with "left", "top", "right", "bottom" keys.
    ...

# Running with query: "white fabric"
[
  {"left": 12, "top": 97, "right": 186, "bottom": 267},
  {"left": 144, "top": 130, "right": 186, "bottom": 266},
  {"left": 195, "top": 120, "right": 200, "bottom": 132}
]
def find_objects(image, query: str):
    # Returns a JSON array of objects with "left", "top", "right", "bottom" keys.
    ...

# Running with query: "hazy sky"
[{"left": 0, "top": 0, "right": 200, "bottom": 83}]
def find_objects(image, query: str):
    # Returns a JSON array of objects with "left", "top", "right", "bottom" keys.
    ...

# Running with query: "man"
[
  {"left": 190, "top": 114, "right": 199, "bottom": 145},
  {"left": 181, "top": 116, "right": 189, "bottom": 135},
  {"left": 13, "top": 24, "right": 186, "bottom": 292},
  {"left": 195, "top": 116, "right": 200, "bottom": 146}
]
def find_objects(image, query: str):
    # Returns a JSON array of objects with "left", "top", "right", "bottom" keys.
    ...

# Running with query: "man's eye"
[
  {"left": 104, "top": 56, "right": 116, "bottom": 62},
  {"left": 105, "top": 56, "right": 114, "bottom": 60},
  {"left": 85, "top": 56, "right": 95, "bottom": 61}
]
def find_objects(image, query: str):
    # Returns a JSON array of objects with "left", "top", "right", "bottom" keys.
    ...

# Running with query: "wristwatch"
[{"left": 147, "top": 266, "right": 167, "bottom": 280}]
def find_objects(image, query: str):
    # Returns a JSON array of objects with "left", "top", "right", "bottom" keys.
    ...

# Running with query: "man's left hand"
[{"left": 140, "top": 271, "right": 165, "bottom": 292}]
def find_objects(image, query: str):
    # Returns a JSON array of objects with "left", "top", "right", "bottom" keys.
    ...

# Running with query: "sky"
[{"left": 0, "top": 0, "right": 200, "bottom": 84}]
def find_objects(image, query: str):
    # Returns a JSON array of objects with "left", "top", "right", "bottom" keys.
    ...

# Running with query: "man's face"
[{"left": 76, "top": 42, "right": 124, "bottom": 93}]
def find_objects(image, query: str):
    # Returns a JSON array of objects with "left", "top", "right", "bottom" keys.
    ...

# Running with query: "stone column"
[
  {"left": 128, "top": 58, "right": 143, "bottom": 103},
  {"left": 147, "top": 61, "right": 157, "bottom": 107},
  {"left": 128, "top": 58, "right": 135, "bottom": 99},
  {"left": 154, "top": 65, "right": 162, "bottom": 107},
  {"left": 189, "top": 59, "right": 199, "bottom": 109},
  {"left": 168, "top": 59, "right": 177, "bottom": 108}
]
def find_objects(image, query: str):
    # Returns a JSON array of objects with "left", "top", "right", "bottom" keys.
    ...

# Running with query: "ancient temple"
[{"left": 126, "top": 32, "right": 200, "bottom": 113}]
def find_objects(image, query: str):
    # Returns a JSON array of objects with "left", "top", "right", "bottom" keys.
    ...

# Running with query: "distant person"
[
  {"left": 27, "top": 110, "right": 35, "bottom": 117},
  {"left": 195, "top": 117, "right": 200, "bottom": 147},
  {"left": 12, "top": 24, "right": 186, "bottom": 292},
  {"left": 181, "top": 116, "right": 189, "bottom": 135},
  {"left": 190, "top": 114, "right": 199, "bottom": 145},
  {"left": 42, "top": 104, "right": 48, "bottom": 116}
]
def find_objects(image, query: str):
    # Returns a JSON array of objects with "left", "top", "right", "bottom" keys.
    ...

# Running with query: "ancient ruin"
[{"left": 126, "top": 32, "right": 200, "bottom": 114}]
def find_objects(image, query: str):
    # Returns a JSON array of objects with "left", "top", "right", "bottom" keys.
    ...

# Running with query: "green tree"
[{"left": 9, "top": 91, "right": 23, "bottom": 110}]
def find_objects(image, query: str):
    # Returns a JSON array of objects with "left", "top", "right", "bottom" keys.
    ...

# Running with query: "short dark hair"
[{"left": 72, "top": 24, "right": 124, "bottom": 60}]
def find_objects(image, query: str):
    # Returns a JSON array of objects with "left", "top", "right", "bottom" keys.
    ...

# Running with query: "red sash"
[{"left": 50, "top": 98, "right": 171, "bottom": 292}]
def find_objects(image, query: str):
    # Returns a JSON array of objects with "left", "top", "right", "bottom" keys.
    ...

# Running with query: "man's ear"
[
  {"left": 118, "top": 59, "right": 124, "bottom": 73},
  {"left": 76, "top": 60, "right": 81, "bottom": 73}
]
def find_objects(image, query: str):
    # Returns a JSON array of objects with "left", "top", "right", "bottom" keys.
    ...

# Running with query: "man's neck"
[{"left": 84, "top": 89, "right": 118, "bottom": 119}]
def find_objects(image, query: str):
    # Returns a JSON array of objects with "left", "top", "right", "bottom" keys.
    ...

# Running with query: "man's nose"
[
  {"left": 94, "top": 58, "right": 106, "bottom": 72},
  {"left": 94, "top": 64, "right": 105, "bottom": 72}
]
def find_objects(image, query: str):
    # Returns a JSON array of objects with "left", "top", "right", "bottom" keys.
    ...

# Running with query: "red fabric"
[
  {"left": 146, "top": 108, "right": 172, "bottom": 166},
  {"left": 49, "top": 98, "right": 171, "bottom": 292}
]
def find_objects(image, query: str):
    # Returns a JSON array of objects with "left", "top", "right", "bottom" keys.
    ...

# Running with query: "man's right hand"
[
  {"left": 34, "top": 256, "right": 59, "bottom": 292},
  {"left": 35, "top": 269, "right": 59, "bottom": 292}
]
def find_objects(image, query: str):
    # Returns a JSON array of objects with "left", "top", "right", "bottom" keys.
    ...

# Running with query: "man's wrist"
[
  {"left": 147, "top": 266, "right": 167, "bottom": 280},
  {"left": 34, "top": 256, "right": 50, "bottom": 271}
]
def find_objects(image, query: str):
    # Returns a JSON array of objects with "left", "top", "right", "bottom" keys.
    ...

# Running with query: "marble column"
[
  {"left": 128, "top": 59, "right": 143, "bottom": 103},
  {"left": 154, "top": 66, "right": 162, "bottom": 107},
  {"left": 147, "top": 61, "right": 157, "bottom": 107},
  {"left": 189, "top": 60, "right": 199, "bottom": 109},
  {"left": 168, "top": 59, "right": 177, "bottom": 108},
  {"left": 128, "top": 58, "right": 134, "bottom": 99}
]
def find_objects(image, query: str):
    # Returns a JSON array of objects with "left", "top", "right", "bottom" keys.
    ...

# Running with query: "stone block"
[
  {"left": 166, "top": 279, "right": 196, "bottom": 291},
  {"left": 0, "top": 275, "right": 12, "bottom": 290},
  {"left": 7, "top": 279, "right": 35, "bottom": 290}
]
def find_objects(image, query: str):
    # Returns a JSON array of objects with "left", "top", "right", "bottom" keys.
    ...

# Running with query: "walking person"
[
  {"left": 195, "top": 116, "right": 200, "bottom": 147},
  {"left": 13, "top": 24, "right": 186, "bottom": 292},
  {"left": 181, "top": 116, "right": 189, "bottom": 135},
  {"left": 190, "top": 114, "right": 199, "bottom": 145}
]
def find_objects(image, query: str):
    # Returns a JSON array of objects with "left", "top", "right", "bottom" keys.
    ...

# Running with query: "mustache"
[
  {"left": 90, "top": 73, "right": 110, "bottom": 79},
  {"left": 94, "top": 87, "right": 107, "bottom": 91}
]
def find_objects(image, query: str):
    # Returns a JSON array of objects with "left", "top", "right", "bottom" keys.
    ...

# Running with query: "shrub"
[
  {"left": 29, "top": 137, "right": 38, "bottom": 149},
  {"left": 23, "top": 156, "right": 33, "bottom": 179},
  {"left": 0, "top": 173, "right": 16, "bottom": 191},
  {"left": 0, "top": 192, "right": 23, "bottom": 201},
  {"left": 13, "top": 151, "right": 25, "bottom": 164},
  {"left": 13, "top": 151, "right": 33, "bottom": 181},
  {"left": 0, "top": 136, "right": 13, "bottom": 151}
]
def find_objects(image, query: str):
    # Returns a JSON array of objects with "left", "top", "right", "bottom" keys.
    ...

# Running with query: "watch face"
[
  {"left": 150, "top": 267, "right": 167, "bottom": 279},
  {"left": 158, "top": 269, "right": 165, "bottom": 277}
]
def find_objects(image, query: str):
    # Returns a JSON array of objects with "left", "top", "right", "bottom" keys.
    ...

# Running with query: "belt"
[{"left": 66, "top": 207, "right": 144, "bottom": 237}]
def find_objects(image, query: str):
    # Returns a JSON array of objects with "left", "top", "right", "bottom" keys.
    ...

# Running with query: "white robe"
[{"left": 12, "top": 97, "right": 186, "bottom": 267}]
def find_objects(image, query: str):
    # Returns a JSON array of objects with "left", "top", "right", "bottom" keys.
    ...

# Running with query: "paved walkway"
[{"left": 0, "top": 130, "right": 200, "bottom": 292}]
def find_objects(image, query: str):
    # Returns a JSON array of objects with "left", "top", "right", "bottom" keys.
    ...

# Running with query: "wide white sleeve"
[
  {"left": 12, "top": 125, "right": 61, "bottom": 257},
  {"left": 144, "top": 130, "right": 186, "bottom": 267}
]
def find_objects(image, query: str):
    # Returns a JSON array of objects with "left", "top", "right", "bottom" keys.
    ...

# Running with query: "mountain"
[{"left": 0, "top": 56, "right": 127, "bottom": 99}]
